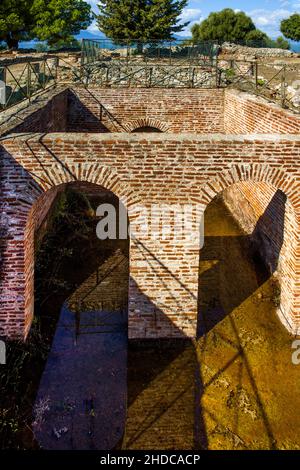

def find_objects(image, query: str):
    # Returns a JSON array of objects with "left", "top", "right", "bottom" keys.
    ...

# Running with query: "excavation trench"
[{"left": 1, "top": 188, "right": 298, "bottom": 450}]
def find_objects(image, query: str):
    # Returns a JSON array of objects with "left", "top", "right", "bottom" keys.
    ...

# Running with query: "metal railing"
[
  {"left": 0, "top": 40, "right": 299, "bottom": 115},
  {"left": 81, "top": 38, "right": 219, "bottom": 66},
  {"left": 219, "top": 60, "right": 300, "bottom": 112},
  {"left": 0, "top": 57, "right": 58, "bottom": 111}
]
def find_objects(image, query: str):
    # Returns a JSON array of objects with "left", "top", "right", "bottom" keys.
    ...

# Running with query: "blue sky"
[{"left": 86, "top": 0, "right": 300, "bottom": 38}]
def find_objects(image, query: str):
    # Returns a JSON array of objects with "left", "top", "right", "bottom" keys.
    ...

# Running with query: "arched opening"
[
  {"left": 131, "top": 126, "right": 162, "bottom": 133},
  {"left": 197, "top": 181, "right": 295, "bottom": 336},
  {"left": 25, "top": 181, "right": 130, "bottom": 449},
  {"left": 194, "top": 180, "right": 300, "bottom": 449}
]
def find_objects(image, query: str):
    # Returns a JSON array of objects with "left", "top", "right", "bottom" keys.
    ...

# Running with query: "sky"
[{"left": 86, "top": 0, "right": 300, "bottom": 39}]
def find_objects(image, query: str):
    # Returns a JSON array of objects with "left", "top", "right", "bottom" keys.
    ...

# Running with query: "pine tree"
[
  {"left": 0, "top": 0, "right": 92, "bottom": 49},
  {"left": 281, "top": 14, "right": 300, "bottom": 42},
  {"left": 191, "top": 8, "right": 256, "bottom": 44},
  {"left": 97, "top": 0, "right": 188, "bottom": 50}
]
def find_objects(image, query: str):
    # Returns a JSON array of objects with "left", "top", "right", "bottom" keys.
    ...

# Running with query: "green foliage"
[
  {"left": 191, "top": 8, "right": 256, "bottom": 43},
  {"left": 35, "top": 41, "right": 49, "bottom": 52},
  {"left": 244, "top": 31, "right": 290, "bottom": 49},
  {"left": 224, "top": 67, "right": 235, "bottom": 81},
  {"left": 35, "top": 188, "right": 94, "bottom": 300},
  {"left": 245, "top": 29, "right": 269, "bottom": 46},
  {"left": 97, "top": 0, "right": 189, "bottom": 44},
  {"left": 281, "top": 13, "right": 300, "bottom": 42},
  {"left": 0, "top": 0, "right": 35, "bottom": 48},
  {"left": 49, "top": 38, "right": 81, "bottom": 51},
  {"left": 273, "top": 36, "right": 290, "bottom": 50},
  {"left": 257, "top": 78, "right": 266, "bottom": 87},
  {"left": 0, "top": 317, "right": 49, "bottom": 448},
  {"left": 31, "top": 0, "right": 92, "bottom": 46},
  {"left": 0, "top": 0, "right": 92, "bottom": 49}
]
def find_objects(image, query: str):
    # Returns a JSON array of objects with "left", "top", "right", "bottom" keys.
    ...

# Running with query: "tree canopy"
[
  {"left": 97, "top": 0, "right": 189, "bottom": 44},
  {"left": 0, "top": 0, "right": 92, "bottom": 49},
  {"left": 281, "top": 13, "right": 300, "bottom": 42},
  {"left": 191, "top": 8, "right": 256, "bottom": 43}
]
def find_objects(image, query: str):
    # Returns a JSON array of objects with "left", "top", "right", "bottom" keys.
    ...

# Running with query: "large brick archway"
[
  {"left": 23, "top": 177, "right": 137, "bottom": 340},
  {"left": 198, "top": 164, "right": 300, "bottom": 335},
  {"left": 1, "top": 138, "right": 299, "bottom": 337},
  {"left": 2, "top": 80, "right": 300, "bottom": 341}
]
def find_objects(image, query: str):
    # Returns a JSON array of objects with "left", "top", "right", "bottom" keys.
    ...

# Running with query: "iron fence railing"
[
  {"left": 81, "top": 38, "right": 219, "bottom": 66},
  {"left": 0, "top": 57, "right": 58, "bottom": 111},
  {"left": 219, "top": 61, "right": 300, "bottom": 112},
  {"left": 0, "top": 40, "right": 299, "bottom": 115}
]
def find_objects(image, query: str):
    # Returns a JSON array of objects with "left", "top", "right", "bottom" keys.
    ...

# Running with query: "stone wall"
[{"left": 220, "top": 43, "right": 297, "bottom": 59}]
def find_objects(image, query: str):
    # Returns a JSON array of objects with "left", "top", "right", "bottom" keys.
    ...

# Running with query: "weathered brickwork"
[
  {"left": 224, "top": 89, "right": 300, "bottom": 134},
  {"left": 1, "top": 130, "right": 300, "bottom": 340},
  {"left": 7, "top": 89, "right": 68, "bottom": 135},
  {"left": 67, "top": 87, "right": 225, "bottom": 133},
  {"left": 222, "top": 181, "right": 297, "bottom": 331},
  {"left": 1, "top": 87, "right": 300, "bottom": 340}
]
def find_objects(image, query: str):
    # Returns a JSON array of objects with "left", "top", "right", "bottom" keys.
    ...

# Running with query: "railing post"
[
  {"left": 27, "top": 63, "right": 31, "bottom": 102},
  {"left": 255, "top": 61, "right": 258, "bottom": 90},
  {"left": 149, "top": 66, "right": 153, "bottom": 88},
  {"left": 0, "top": 66, "right": 7, "bottom": 108},
  {"left": 215, "top": 54, "right": 219, "bottom": 88},
  {"left": 42, "top": 59, "right": 46, "bottom": 88},
  {"left": 281, "top": 65, "right": 286, "bottom": 108},
  {"left": 191, "top": 67, "right": 195, "bottom": 88}
]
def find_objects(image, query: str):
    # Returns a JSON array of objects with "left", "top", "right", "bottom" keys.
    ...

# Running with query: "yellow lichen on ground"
[{"left": 124, "top": 196, "right": 300, "bottom": 450}]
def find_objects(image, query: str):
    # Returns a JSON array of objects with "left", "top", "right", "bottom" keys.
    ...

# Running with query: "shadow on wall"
[
  {"left": 0, "top": 146, "right": 289, "bottom": 450},
  {"left": 124, "top": 335, "right": 206, "bottom": 450},
  {"left": 197, "top": 191, "right": 286, "bottom": 337},
  {"left": 67, "top": 89, "right": 127, "bottom": 132}
]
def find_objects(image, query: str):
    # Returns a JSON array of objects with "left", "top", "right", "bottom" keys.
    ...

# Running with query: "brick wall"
[
  {"left": 224, "top": 89, "right": 300, "bottom": 134},
  {"left": 222, "top": 181, "right": 297, "bottom": 330},
  {"left": 3, "top": 86, "right": 300, "bottom": 137},
  {"left": 1, "top": 133, "right": 300, "bottom": 340},
  {"left": 67, "top": 87, "right": 225, "bottom": 133},
  {"left": 9, "top": 90, "right": 68, "bottom": 134}
]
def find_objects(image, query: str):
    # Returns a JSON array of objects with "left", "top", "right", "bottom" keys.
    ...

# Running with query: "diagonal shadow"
[
  {"left": 196, "top": 192, "right": 287, "bottom": 449},
  {"left": 197, "top": 191, "right": 285, "bottom": 337},
  {"left": 67, "top": 89, "right": 128, "bottom": 132}
]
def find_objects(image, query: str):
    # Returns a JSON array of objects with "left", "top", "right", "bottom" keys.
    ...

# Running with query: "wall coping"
[
  {"left": 3, "top": 132, "right": 300, "bottom": 144},
  {"left": 225, "top": 88, "right": 300, "bottom": 120}
]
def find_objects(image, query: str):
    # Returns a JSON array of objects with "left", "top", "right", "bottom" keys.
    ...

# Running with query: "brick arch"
[
  {"left": 123, "top": 118, "right": 170, "bottom": 133},
  {"left": 198, "top": 163, "right": 300, "bottom": 211},
  {"left": 22, "top": 161, "right": 143, "bottom": 222},
  {"left": 197, "top": 163, "right": 300, "bottom": 335},
  {"left": 16, "top": 163, "right": 143, "bottom": 340}
]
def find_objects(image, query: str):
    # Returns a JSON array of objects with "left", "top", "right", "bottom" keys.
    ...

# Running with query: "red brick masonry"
[{"left": 1, "top": 87, "right": 300, "bottom": 339}]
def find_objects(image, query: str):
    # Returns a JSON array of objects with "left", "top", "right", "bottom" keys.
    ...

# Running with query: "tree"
[
  {"left": 0, "top": 0, "right": 35, "bottom": 49},
  {"left": 97, "top": 0, "right": 189, "bottom": 51},
  {"left": 31, "top": 0, "right": 92, "bottom": 47},
  {"left": 273, "top": 36, "right": 290, "bottom": 50},
  {"left": 0, "top": 0, "right": 92, "bottom": 49},
  {"left": 245, "top": 29, "right": 269, "bottom": 46},
  {"left": 281, "top": 14, "right": 300, "bottom": 42},
  {"left": 191, "top": 8, "right": 256, "bottom": 43}
]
